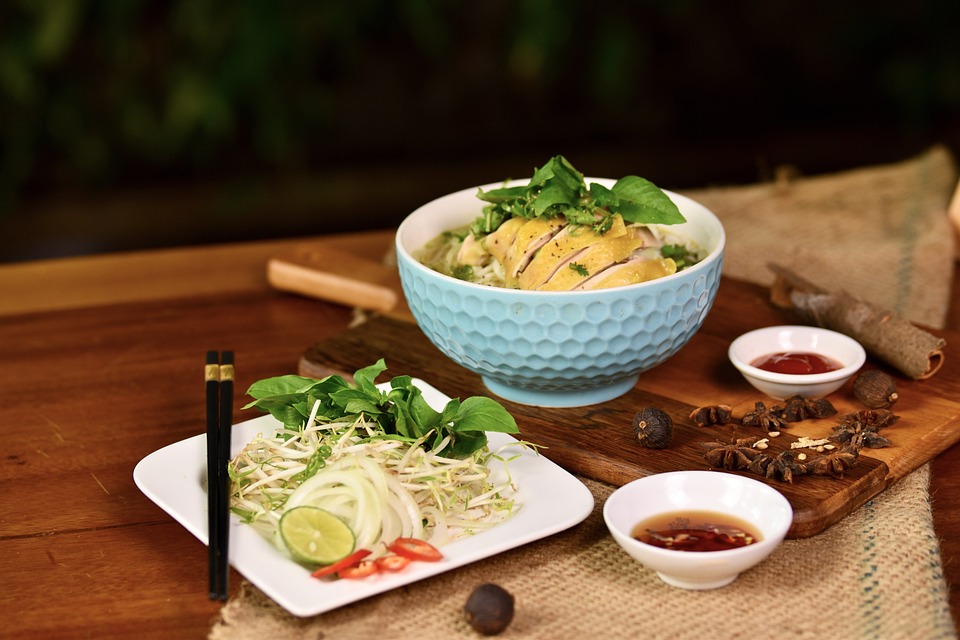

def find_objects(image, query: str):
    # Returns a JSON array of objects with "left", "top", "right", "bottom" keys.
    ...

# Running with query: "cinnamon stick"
[{"left": 768, "top": 264, "right": 946, "bottom": 379}]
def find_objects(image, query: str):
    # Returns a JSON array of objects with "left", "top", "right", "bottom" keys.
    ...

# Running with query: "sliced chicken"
[
  {"left": 501, "top": 217, "right": 565, "bottom": 286},
  {"left": 518, "top": 214, "right": 628, "bottom": 290},
  {"left": 538, "top": 225, "right": 650, "bottom": 290},
  {"left": 483, "top": 217, "right": 526, "bottom": 264},
  {"left": 576, "top": 255, "right": 678, "bottom": 290}
]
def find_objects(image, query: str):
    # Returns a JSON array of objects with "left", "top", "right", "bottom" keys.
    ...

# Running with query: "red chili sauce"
[
  {"left": 750, "top": 351, "right": 842, "bottom": 375},
  {"left": 632, "top": 510, "right": 760, "bottom": 552}
]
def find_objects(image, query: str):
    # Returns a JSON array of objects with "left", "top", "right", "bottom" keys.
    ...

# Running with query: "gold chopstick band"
[{"left": 205, "top": 364, "right": 235, "bottom": 382}]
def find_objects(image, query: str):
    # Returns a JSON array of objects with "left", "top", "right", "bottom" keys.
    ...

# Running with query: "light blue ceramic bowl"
[{"left": 395, "top": 179, "right": 725, "bottom": 407}]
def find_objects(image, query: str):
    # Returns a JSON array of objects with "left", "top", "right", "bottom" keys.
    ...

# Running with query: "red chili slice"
[
  {"left": 375, "top": 554, "right": 412, "bottom": 573},
  {"left": 338, "top": 559, "right": 378, "bottom": 579},
  {"left": 386, "top": 537, "right": 443, "bottom": 562},
  {"left": 310, "top": 549, "right": 372, "bottom": 579}
]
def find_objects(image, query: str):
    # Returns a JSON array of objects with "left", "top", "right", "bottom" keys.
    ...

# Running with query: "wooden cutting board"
[{"left": 294, "top": 274, "right": 960, "bottom": 539}]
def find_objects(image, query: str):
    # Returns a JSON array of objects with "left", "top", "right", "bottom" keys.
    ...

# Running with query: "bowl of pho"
[{"left": 395, "top": 156, "right": 725, "bottom": 407}]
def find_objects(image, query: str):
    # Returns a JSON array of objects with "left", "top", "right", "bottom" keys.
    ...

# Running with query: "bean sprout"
[{"left": 228, "top": 407, "right": 521, "bottom": 561}]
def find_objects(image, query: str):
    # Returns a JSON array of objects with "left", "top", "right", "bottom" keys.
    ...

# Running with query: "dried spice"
[
  {"left": 701, "top": 438, "right": 762, "bottom": 471},
  {"left": 746, "top": 450, "right": 809, "bottom": 483},
  {"left": 464, "top": 583, "right": 515, "bottom": 635},
  {"left": 809, "top": 446, "right": 860, "bottom": 477},
  {"left": 768, "top": 263, "right": 946, "bottom": 379},
  {"left": 831, "top": 409, "right": 898, "bottom": 449},
  {"left": 852, "top": 370, "right": 899, "bottom": 408},
  {"left": 831, "top": 422, "right": 891, "bottom": 449},
  {"left": 741, "top": 401, "right": 788, "bottom": 432},
  {"left": 689, "top": 404, "right": 733, "bottom": 427},
  {"left": 633, "top": 407, "right": 673, "bottom": 449},
  {"left": 838, "top": 409, "right": 900, "bottom": 430},
  {"left": 780, "top": 395, "right": 838, "bottom": 422}
]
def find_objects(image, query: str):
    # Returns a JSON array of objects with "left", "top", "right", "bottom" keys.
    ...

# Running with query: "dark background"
[{"left": 2, "top": 1, "right": 958, "bottom": 262}]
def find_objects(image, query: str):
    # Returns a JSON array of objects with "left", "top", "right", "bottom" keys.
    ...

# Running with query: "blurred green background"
[{"left": 2, "top": 0, "right": 958, "bottom": 261}]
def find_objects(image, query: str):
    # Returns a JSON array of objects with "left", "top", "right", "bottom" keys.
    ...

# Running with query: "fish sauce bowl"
[
  {"left": 395, "top": 179, "right": 726, "bottom": 408},
  {"left": 603, "top": 471, "right": 793, "bottom": 590}
]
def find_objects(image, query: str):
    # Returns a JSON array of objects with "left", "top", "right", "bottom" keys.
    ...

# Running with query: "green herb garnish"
[
  {"left": 660, "top": 243, "right": 698, "bottom": 270},
  {"left": 569, "top": 262, "right": 589, "bottom": 276},
  {"left": 451, "top": 264, "right": 474, "bottom": 282},
  {"left": 470, "top": 155, "right": 684, "bottom": 237},
  {"left": 243, "top": 359, "right": 518, "bottom": 458}
]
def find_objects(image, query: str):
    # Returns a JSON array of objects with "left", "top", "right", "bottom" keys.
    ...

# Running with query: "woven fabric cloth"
[
  {"left": 210, "top": 471, "right": 954, "bottom": 640},
  {"left": 682, "top": 145, "right": 957, "bottom": 329},
  {"left": 209, "top": 147, "right": 959, "bottom": 639}
]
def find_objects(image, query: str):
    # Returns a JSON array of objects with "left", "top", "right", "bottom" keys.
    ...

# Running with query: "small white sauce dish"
[
  {"left": 603, "top": 470, "right": 793, "bottom": 590},
  {"left": 728, "top": 325, "right": 866, "bottom": 400}
]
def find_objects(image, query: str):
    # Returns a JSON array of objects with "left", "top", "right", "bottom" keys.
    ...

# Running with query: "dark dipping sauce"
[
  {"left": 750, "top": 351, "right": 842, "bottom": 375},
  {"left": 632, "top": 510, "right": 761, "bottom": 552}
]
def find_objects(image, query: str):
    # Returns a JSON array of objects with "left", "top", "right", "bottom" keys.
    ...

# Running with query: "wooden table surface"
[{"left": 2, "top": 229, "right": 958, "bottom": 638}]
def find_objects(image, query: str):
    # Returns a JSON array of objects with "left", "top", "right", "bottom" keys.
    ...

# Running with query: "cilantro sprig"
[
  {"left": 470, "top": 155, "right": 685, "bottom": 236},
  {"left": 242, "top": 359, "right": 518, "bottom": 458}
]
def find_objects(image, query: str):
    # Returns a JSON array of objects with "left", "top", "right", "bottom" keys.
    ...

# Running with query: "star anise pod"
[
  {"left": 741, "top": 401, "right": 788, "bottom": 432},
  {"left": 689, "top": 404, "right": 732, "bottom": 427},
  {"left": 854, "top": 431, "right": 892, "bottom": 448},
  {"left": 831, "top": 408, "right": 898, "bottom": 449},
  {"left": 780, "top": 395, "right": 838, "bottom": 422},
  {"left": 746, "top": 450, "right": 809, "bottom": 483},
  {"left": 809, "top": 446, "right": 859, "bottom": 478},
  {"left": 837, "top": 409, "right": 900, "bottom": 430},
  {"left": 831, "top": 423, "right": 892, "bottom": 449},
  {"left": 701, "top": 438, "right": 761, "bottom": 471}
]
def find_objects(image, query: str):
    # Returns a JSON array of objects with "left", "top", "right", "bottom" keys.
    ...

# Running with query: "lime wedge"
[{"left": 279, "top": 506, "right": 356, "bottom": 565}]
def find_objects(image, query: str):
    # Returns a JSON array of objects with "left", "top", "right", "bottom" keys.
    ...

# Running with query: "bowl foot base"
[
  {"left": 481, "top": 374, "right": 639, "bottom": 408},
  {"left": 656, "top": 572, "right": 738, "bottom": 590}
]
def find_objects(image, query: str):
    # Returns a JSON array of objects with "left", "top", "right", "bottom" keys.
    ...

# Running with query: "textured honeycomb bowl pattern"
[{"left": 396, "top": 181, "right": 725, "bottom": 407}]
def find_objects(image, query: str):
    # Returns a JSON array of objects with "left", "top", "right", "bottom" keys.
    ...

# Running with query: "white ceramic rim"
[
  {"left": 728, "top": 325, "right": 866, "bottom": 385},
  {"left": 395, "top": 178, "right": 726, "bottom": 295}
]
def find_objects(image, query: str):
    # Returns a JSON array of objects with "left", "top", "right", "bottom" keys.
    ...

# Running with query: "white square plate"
[{"left": 134, "top": 379, "right": 594, "bottom": 617}]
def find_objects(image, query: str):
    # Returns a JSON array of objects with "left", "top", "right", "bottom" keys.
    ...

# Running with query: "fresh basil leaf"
[
  {"left": 389, "top": 400, "right": 417, "bottom": 438},
  {"left": 446, "top": 431, "right": 488, "bottom": 458},
  {"left": 298, "top": 376, "right": 353, "bottom": 403},
  {"left": 244, "top": 397, "right": 310, "bottom": 430},
  {"left": 588, "top": 182, "right": 619, "bottom": 209},
  {"left": 408, "top": 392, "right": 442, "bottom": 434},
  {"left": 450, "top": 396, "right": 519, "bottom": 434},
  {"left": 245, "top": 374, "right": 319, "bottom": 400},
  {"left": 534, "top": 180, "right": 579, "bottom": 217},
  {"left": 439, "top": 398, "right": 461, "bottom": 425},
  {"left": 532, "top": 156, "right": 584, "bottom": 191},
  {"left": 353, "top": 359, "right": 387, "bottom": 394},
  {"left": 476, "top": 185, "right": 529, "bottom": 203},
  {"left": 529, "top": 158, "right": 558, "bottom": 186},
  {"left": 242, "top": 362, "right": 519, "bottom": 457},
  {"left": 329, "top": 388, "right": 382, "bottom": 416},
  {"left": 612, "top": 176, "right": 686, "bottom": 224}
]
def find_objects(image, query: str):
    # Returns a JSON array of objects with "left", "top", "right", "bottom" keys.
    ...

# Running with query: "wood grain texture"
[
  {"left": 0, "top": 291, "right": 356, "bottom": 638},
  {"left": 300, "top": 278, "right": 960, "bottom": 539},
  {"left": 0, "top": 231, "right": 957, "bottom": 637}
]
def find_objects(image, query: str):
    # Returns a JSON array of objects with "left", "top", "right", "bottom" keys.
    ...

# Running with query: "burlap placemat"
[
  {"left": 210, "top": 147, "right": 958, "bottom": 639},
  {"left": 211, "top": 472, "right": 953, "bottom": 640},
  {"left": 682, "top": 145, "right": 957, "bottom": 329}
]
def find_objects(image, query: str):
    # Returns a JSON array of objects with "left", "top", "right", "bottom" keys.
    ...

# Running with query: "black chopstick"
[
  {"left": 205, "top": 350, "right": 234, "bottom": 601},
  {"left": 205, "top": 351, "right": 221, "bottom": 600},
  {"left": 216, "top": 351, "right": 234, "bottom": 601}
]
